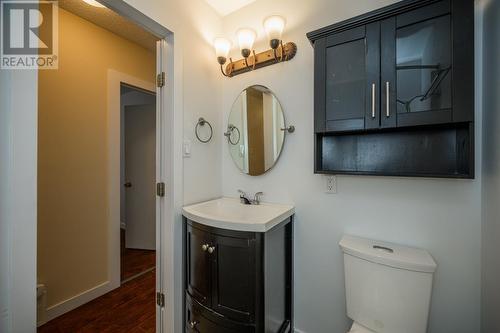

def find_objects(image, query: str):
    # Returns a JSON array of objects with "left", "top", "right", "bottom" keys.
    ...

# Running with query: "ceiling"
[
  {"left": 204, "top": 0, "right": 257, "bottom": 16},
  {"left": 58, "top": 0, "right": 158, "bottom": 51}
]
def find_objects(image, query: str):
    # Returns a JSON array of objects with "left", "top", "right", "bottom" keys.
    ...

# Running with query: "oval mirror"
[{"left": 225, "top": 85, "right": 287, "bottom": 176}]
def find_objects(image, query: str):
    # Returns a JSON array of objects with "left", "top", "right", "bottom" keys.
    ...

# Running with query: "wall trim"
[{"left": 44, "top": 281, "right": 113, "bottom": 324}]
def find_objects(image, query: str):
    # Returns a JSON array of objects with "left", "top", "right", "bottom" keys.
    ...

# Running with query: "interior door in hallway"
[{"left": 124, "top": 104, "right": 156, "bottom": 250}]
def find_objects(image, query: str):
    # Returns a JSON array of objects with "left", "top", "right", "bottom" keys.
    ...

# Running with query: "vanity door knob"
[
  {"left": 189, "top": 320, "right": 198, "bottom": 329},
  {"left": 207, "top": 246, "right": 216, "bottom": 254},
  {"left": 201, "top": 244, "right": 209, "bottom": 252}
]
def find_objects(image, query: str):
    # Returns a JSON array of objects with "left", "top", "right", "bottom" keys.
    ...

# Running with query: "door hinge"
[
  {"left": 156, "top": 182, "right": 165, "bottom": 197},
  {"left": 156, "top": 292, "right": 165, "bottom": 307},
  {"left": 156, "top": 72, "right": 165, "bottom": 88}
]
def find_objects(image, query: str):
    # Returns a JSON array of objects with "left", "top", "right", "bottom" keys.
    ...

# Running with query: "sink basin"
[{"left": 182, "top": 197, "right": 295, "bottom": 232}]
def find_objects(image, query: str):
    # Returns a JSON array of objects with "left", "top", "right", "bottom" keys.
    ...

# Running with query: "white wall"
[
  {"left": 220, "top": 1, "right": 482, "bottom": 332},
  {"left": 481, "top": 0, "right": 500, "bottom": 331},
  {"left": 0, "top": 63, "right": 12, "bottom": 333},
  {"left": 0, "top": 69, "right": 38, "bottom": 333}
]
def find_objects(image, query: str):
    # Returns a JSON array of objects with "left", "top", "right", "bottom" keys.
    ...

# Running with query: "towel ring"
[
  {"left": 224, "top": 124, "right": 240, "bottom": 145},
  {"left": 195, "top": 117, "right": 213, "bottom": 143}
]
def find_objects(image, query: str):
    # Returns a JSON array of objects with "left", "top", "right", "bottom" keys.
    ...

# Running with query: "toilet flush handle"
[{"left": 373, "top": 245, "right": 394, "bottom": 253}]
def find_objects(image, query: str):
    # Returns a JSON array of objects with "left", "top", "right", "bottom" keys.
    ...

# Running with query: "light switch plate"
[
  {"left": 183, "top": 139, "right": 191, "bottom": 157},
  {"left": 325, "top": 175, "right": 337, "bottom": 194}
]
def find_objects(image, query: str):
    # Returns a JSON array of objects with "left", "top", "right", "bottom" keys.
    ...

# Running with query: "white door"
[{"left": 124, "top": 104, "right": 156, "bottom": 250}]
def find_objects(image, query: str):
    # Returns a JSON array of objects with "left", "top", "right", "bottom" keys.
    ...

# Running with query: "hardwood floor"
[
  {"left": 121, "top": 230, "right": 156, "bottom": 281},
  {"left": 38, "top": 230, "right": 156, "bottom": 332},
  {"left": 38, "top": 269, "right": 156, "bottom": 333}
]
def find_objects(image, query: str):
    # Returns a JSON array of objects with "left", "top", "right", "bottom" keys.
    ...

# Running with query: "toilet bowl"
[{"left": 348, "top": 322, "right": 375, "bottom": 333}]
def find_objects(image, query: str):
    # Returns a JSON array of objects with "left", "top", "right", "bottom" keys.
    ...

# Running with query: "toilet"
[{"left": 339, "top": 235, "right": 437, "bottom": 333}]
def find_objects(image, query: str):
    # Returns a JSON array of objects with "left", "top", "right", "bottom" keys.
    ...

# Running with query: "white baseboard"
[{"left": 45, "top": 281, "right": 116, "bottom": 323}]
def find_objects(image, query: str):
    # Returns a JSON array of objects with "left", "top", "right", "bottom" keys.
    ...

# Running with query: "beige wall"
[{"left": 37, "top": 8, "right": 155, "bottom": 307}]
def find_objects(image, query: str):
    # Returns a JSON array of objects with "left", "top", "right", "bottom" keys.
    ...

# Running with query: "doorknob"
[
  {"left": 207, "top": 246, "right": 216, "bottom": 254},
  {"left": 124, "top": 182, "right": 132, "bottom": 188}
]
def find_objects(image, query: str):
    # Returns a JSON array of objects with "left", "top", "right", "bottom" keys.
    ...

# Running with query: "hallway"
[{"left": 38, "top": 270, "right": 155, "bottom": 333}]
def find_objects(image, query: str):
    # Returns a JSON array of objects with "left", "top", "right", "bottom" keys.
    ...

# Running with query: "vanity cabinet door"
[
  {"left": 186, "top": 293, "right": 255, "bottom": 333},
  {"left": 211, "top": 233, "right": 256, "bottom": 323},
  {"left": 315, "top": 23, "right": 380, "bottom": 133},
  {"left": 186, "top": 224, "right": 212, "bottom": 306}
]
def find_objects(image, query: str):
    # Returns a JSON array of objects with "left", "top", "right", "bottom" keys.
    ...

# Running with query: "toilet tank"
[{"left": 339, "top": 235, "right": 437, "bottom": 333}]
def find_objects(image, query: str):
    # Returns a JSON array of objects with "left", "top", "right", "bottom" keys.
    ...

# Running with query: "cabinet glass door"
[
  {"left": 321, "top": 24, "right": 380, "bottom": 132},
  {"left": 396, "top": 14, "right": 452, "bottom": 125},
  {"left": 325, "top": 39, "right": 366, "bottom": 129}
]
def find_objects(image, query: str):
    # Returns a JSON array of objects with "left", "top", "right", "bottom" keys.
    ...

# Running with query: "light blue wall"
[{"left": 221, "top": 1, "right": 483, "bottom": 332}]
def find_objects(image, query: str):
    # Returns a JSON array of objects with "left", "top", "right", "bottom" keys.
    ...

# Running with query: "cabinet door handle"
[
  {"left": 207, "top": 246, "right": 215, "bottom": 254},
  {"left": 371, "top": 83, "right": 376, "bottom": 118},
  {"left": 201, "top": 244, "right": 209, "bottom": 252},
  {"left": 386, "top": 81, "right": 390, "bottom": 118}
]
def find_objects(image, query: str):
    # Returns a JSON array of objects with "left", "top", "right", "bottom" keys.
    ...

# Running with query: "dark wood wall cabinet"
[
  {"left": 307, "top": 0, "right": 475, "bottom": 178},
  {"left": 183, "top": 217, "right": 293, "bottom": 333}
]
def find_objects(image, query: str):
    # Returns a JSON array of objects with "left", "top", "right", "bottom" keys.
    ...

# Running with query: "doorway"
[
  {"left": 121, "top": 84, "right": 157, "bottom": 282},
  {"left": 36, "top": 1, "right": 170, "bottom": 332}
]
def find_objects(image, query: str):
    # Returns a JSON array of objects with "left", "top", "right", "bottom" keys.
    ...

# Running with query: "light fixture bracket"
[{"left": 223, "top": 41, "right": 297, "bottom": 78}]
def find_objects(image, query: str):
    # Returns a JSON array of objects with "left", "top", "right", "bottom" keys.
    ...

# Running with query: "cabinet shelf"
[{"left": 315, "top": 123, "right": 474, "bottom": 178}]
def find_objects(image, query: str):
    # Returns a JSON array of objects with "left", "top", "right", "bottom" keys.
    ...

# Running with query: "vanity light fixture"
[
  {"left": 214, "top": 37, "right": 233, "bottom": 77},
  {"left": 214, "top": 15, "right": 297, "bottom": 77},
  {"left": 237, "top": 28, "right": 257, "bottom": 69},
  {"left": 81, "top": 0, "right": 106, "bottom": 8},
  {"left": 263, "top": 15, "right": 286, "bottom": 60}
]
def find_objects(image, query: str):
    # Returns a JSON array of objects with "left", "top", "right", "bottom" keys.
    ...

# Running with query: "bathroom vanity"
[{"left": 182, "top": 197, "right": 294, "bottom": 333}]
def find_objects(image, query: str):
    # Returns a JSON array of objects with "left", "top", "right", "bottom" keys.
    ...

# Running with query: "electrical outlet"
[{"left": 325, "top": 175, "right": 337, "bottom": 194}]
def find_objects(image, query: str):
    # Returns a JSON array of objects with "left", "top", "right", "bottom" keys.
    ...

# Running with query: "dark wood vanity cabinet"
[
  {"left": 308, "top": 0, "right": 475, "bottom": 178},
  {"left": 184, "top": 218, "right": 293, "bottom": 333}
]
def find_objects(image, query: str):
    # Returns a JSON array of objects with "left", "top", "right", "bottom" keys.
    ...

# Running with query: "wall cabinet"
[
  {"left": 308, "top": 0, "right": 474, "bottom": 178},
  {"left": 184, "top": 218, "right": 293, "bottom": 333}
]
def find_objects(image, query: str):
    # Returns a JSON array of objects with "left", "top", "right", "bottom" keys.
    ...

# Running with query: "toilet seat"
[{"left": 347, "top": 322, "right": 376, "bottom": 333}]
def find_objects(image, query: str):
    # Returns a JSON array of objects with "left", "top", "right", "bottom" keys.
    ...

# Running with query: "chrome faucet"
[{"left": 238, "top": 190, "right": 263, "bottom": 205}]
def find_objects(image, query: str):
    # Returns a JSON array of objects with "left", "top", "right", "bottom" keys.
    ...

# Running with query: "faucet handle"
[
  {"left": 253, "top": 192, "right": 263, "bottom": 204},
  {"left": 238, "top": 189, "right": 251, "bottom": 204}
]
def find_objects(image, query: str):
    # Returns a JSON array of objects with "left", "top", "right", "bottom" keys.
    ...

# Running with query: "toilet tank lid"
[{"left": 339, "top": 235, "right": 437, "bottom": 273}]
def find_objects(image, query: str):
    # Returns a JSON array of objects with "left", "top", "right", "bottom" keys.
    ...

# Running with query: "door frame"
[
  {"left": 107, "top": 70, "right": 156, "bottom": 290},
  {"left": 99, "top": 2, "right": 177, "bottom": 332}
]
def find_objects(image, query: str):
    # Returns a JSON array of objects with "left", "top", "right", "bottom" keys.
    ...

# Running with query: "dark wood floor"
[
  {"left": 121, "top": 230, "right": 156, "bottom": 281},
  {"left": 38, "top": 230, "right": 156, "bottom": 332},
  {"left": 38, "top": 269, "right": 156, "bottom": 333}
]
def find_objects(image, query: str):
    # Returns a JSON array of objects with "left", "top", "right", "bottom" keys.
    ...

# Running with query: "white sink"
[{"left": 182, "top": 197, "right": 295, "bottom": 232}]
